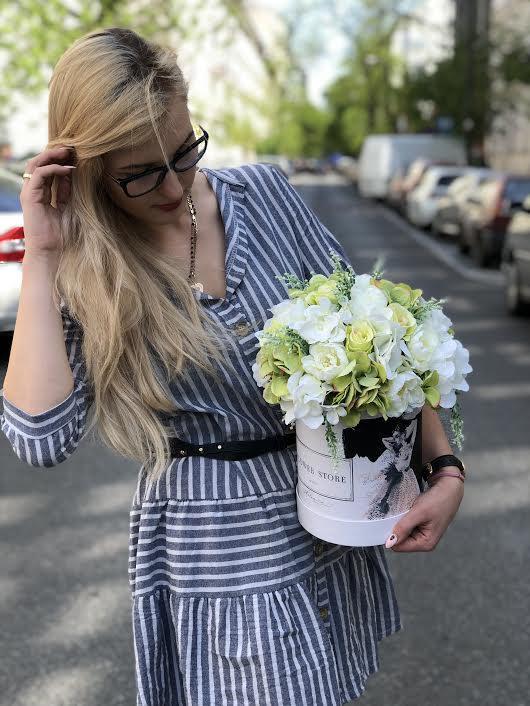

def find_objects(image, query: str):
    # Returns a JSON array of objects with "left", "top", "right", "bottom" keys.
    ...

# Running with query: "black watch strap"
[{"left": 421, "top": 454, "right": 466, "bottom": 482}]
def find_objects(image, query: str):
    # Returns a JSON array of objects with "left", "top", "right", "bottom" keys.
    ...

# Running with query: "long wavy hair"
[{"left": 46, "top": 27, "right": 237, "bottom": 481}]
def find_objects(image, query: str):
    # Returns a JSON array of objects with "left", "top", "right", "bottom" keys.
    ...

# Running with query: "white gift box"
[{"left": 295, "top": 409, "right": 423, "bottom": 546}]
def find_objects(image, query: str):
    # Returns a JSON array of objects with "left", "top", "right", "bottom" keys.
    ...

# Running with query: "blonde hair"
[{"left": 47, "top": 27, "right": 237, "bottom": 481}]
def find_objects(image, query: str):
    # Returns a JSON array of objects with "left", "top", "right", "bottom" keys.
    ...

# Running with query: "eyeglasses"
[{"left": 104, "top": 124, "right": 209, "bottom": 197}]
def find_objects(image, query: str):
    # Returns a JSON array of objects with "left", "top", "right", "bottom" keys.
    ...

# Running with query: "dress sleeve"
[
  {"left": 0, "top": 302, "right": 94, "bottom": 468},
  {"left": 266, "top": 165, "right": 354, "bottom": 279}
]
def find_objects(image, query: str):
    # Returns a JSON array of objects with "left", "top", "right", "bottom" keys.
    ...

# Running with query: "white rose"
[{"left": 301, "top": 342, "right": 352, "bottom": 383}]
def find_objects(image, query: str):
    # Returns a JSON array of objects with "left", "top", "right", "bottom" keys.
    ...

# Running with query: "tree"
[
  {"left": 0, "top": 0, "right": 220, "bottom": 124},
  {"left": 321, "top": 0, "right": 417, "bottom": 155}
]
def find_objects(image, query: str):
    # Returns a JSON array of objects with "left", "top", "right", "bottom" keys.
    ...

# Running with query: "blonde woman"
[{"left": 1, "top": 27, "right": 464, "bottom": 706}]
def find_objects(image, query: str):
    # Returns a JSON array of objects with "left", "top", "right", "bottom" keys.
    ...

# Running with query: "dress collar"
[
  {"left": 194, "top": 167, "right": 248, "bottom": 305},
  {"left": 199, "top": 166, "right": 246, "bottom": 188}
]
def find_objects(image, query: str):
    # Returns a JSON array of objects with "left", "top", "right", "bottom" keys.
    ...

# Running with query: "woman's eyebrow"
[{"left": 117, "top": 130, "right": 195, "bottom": 171}]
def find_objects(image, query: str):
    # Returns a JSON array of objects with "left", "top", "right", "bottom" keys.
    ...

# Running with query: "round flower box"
[{"left": 295, "top": 408, "right": 424, "bottom": 546}]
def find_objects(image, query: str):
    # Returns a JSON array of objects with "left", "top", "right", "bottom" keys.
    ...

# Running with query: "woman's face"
[{"left": 102, "top": 100, "right": 198, "bottom": 230}]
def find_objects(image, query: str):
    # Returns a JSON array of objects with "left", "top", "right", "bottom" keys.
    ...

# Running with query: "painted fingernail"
[{"left": 385, "top": 534, "right": 398, "bottom": 548}]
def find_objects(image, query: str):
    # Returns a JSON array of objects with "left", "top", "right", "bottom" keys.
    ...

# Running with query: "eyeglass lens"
[{"left": 125, "top": 140, "right": 207, "bottom": 197}]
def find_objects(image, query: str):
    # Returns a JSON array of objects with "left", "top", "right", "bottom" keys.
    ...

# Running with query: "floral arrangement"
[{"left": 251, "top": 251, "right": 472, "bottom": 467}]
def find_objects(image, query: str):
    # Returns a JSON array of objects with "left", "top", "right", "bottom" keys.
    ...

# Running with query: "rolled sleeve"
[{"left": 0, "top": 302, "right": 93, "bottom": 467}]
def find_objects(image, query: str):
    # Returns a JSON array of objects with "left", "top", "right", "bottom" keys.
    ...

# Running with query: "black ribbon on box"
[{"left": 342, "top": 411, "right": 424, "bottom": 491}]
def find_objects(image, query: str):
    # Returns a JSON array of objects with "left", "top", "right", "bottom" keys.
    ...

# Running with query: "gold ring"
[{"left": 22, "top": 172, "right": 33, "bottom": 179}]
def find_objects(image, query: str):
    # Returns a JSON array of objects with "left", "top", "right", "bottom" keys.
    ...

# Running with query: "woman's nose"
[{"left": 157, "top": 170, "right": 185, "bottom": 199}]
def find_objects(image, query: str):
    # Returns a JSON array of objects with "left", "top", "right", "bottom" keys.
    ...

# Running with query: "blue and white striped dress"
[{"left": 1, "top": 164, "right": 402, "bottom": 705}]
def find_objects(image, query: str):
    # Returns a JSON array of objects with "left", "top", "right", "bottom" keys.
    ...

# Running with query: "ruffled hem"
[{"left": 131, "top": 545, "right": 402, "bottom": 706}]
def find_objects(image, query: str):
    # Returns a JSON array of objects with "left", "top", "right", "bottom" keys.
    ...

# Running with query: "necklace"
[{"left": 186, "top": 191, "right": 203, "bottom": 292}]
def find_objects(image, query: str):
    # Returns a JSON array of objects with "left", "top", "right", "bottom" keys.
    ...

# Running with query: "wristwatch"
[{"left": 421, "top": 454, "right": 466, "bottom": 483}]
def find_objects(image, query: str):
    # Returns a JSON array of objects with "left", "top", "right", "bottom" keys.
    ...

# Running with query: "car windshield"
[
  {"left": 0, "top": 177, "right": 22, "bottom": 212},
  {"left": 436, "top": 174, "right": 459, "bottom": 187},
  {"left": 504, "top": 179, "right": 530, "bottom": 204}
]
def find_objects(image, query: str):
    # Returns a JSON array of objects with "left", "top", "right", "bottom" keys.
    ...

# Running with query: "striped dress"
[{"left": 1, "top": 163, "right": 402, "bottom": 705}]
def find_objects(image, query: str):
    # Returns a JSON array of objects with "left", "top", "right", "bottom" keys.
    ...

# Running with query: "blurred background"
[{"left": 1, "top": 1, "right": 528, "bottom": 705}]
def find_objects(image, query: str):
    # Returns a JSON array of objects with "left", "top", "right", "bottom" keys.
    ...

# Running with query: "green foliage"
[
  {"left": 450, "top": 395, "right": 465, "bottom": 451},
  {"left": 0, "top": 0, "right": 211, "bottom": 125},
  {"left": 256, "top": 97, "right": 332, "bottom": 158},
  {"left": 324, "top": 418, "right": 342, "bottom": 472}
]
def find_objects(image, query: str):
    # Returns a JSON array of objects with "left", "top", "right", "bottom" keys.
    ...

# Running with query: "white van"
[{"left": 357, "top": 134, "right": 467, "bottom": 199}]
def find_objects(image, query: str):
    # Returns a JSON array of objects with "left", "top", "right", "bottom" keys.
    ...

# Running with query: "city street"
[{"left": 1, "top": 172, "right": 528, "bottom": 706}]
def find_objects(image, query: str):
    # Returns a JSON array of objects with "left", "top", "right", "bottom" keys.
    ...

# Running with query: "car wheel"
[
  {"left": 432, "top": 220, "right": 444, "bottom": 238},
  {"left": 471, "top": 231, "right": 489, "bottom": 267},
  {"left": 458, "top": 229, "right": 470, "bottom": 253},
  {"left": 504, "top": 260, "right": 530, "bottom": 316}
]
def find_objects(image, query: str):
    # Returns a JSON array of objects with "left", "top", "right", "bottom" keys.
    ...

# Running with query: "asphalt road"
[{"left": 1, "top": 172, "right": 528, "bottom": 706}]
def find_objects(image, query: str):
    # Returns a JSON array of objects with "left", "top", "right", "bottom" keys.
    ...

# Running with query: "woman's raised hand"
[{"left": 19, "top": 145, "right": 77, "bottom": 257}]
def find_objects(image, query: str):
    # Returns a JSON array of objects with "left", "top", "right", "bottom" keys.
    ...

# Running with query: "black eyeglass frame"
[{"left": 103, "top": 125, "right": 209, "bottom": 198}]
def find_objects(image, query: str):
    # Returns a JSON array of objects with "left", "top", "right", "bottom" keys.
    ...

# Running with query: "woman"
[{"left": 1, "top": 27, "right": 464, "bottom": 706}]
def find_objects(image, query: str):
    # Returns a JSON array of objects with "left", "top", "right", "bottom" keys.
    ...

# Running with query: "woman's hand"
[
  {"left": 20, "top": 145, "right": 77, "bottom": 257},
  {"left": 385, "top": 475, "right": 465, "bottom": 552}
]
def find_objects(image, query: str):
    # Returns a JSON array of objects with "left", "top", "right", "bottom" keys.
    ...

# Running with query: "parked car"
[
  {"left": 501, "top": 193, "right": 530, "bottom": 315},
  {"left": 459, "top": 174, "right": 530, "bottom": 267},
  {"left": 387, "top": 163, "right": 411, "bottom": 210},
  {"left": 0, "top": 167, "right": 24, "bottom": 332},
  {"left": 397, "top": 158, "right": 471, "bottom": 215},
  {"left": 334, "top": 155, "right": 358, "bottom": 182},
  {"left": 291, "top": 157, "right": 328, "bottom": 174},
  {"left": 357, "top": 134, "right": 467, "bottom": 199},
  {"left": 406, "top": 166, "right": 469, "bottom": 228},
  {"left": 432, "top": 168, "right": 497, "bottom": 238}
]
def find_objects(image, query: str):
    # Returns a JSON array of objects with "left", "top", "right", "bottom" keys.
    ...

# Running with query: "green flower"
[
  {"left": 422, "top": 370, "right": 441, "bottom": 407},
  {"left": 388, "top": 302, "right": 417, "bottom": 339},
  {"left": 374, "top": 278, "right": 422, "bottom": 308},
  {"left": 303, "top": 274, "right": 340, "bottom": 305},
  {"left": 391, "top": 282, "right": 423, "bottom": 308},
  {"left": 345, "top": 320, "right": 375, "bottom": 352}
]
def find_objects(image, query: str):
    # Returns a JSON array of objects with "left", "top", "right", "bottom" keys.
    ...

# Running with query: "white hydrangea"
[
  {"left": 279, "top": 369, "right": 331, "bottom": 428},
  {"left": 287, "top": 297, "right": 345, "bottom": 345},
  {"left": 386, "top": 370, "right": 426, "bottom": 417},
  {"left": 347, "top": 274, "right": 389, "bottom": 319},
  {"left": 436, "top": 339, "right": 473, "bottom": 408},
  {"left": 370, "top": 318, "right": 408, "bottom": 380},
  {"left": 251, "top": 360, "right": 269, "bottom": 387}
]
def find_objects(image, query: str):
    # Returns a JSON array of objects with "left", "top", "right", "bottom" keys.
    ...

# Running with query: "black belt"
[{"left": 168, "top": 431, "right": 297, "bottom": 460}]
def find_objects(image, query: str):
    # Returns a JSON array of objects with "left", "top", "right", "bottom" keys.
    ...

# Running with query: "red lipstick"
[{"left": 155, "top": 200, "right": 182, "bottom": 211}]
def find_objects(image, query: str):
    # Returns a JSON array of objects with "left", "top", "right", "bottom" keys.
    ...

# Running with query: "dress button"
[
  {"left": 233, "top": 321, "right": 251, "bottom": 336},
  {"left": 319, "top": 607, "right": 328, "bottom": 620}
]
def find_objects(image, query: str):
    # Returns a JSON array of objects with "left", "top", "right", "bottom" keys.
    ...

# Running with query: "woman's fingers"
[
  {"left": 24, "top": 145, "right": 74, "bottom": 172},
  {"left": 21, "top": 164, "right": 76, "bottom": 204}
]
